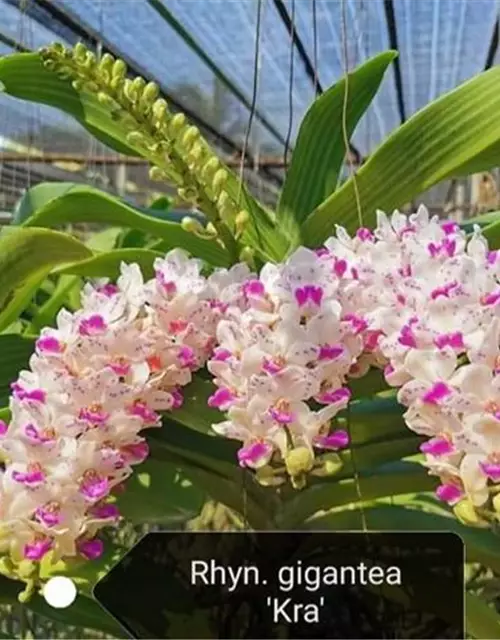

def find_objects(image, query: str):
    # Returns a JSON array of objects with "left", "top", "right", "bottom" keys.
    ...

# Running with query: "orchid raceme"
[
  {"left": 320, "top": 207, "right": 500, "bottom": 523},
  {"left": 0, "top": 249, "right": 248, "bottom": 584}
]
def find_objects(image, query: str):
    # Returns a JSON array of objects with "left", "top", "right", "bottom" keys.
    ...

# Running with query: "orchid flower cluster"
[
  {"left": 321, "top": 207, "right": 500, "bottom": 522},
  {"left": 2, "top": 206, "right": 500, "bottom": 584},
  {"left": 207, "top": 247, "right": 366, "bottom": 488},
  {"left": 0, "top": 249, "right": 248, "bottom": 576}
]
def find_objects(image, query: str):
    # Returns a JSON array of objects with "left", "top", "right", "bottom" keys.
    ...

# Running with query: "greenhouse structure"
[{"left": 1, "top": 0, "right": 500, "bottom": 638}]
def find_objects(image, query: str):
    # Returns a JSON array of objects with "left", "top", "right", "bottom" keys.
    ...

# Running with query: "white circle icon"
[{"left": 43, "top": 576, "right": 77, "bottom": 608}]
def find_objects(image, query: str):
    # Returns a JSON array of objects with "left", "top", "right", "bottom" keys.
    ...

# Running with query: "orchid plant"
[{"left": 0, "top": 41, "right": 500, "bottom": 638}]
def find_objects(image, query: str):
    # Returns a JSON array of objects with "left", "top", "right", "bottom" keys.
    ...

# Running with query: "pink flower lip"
[
  {"left": 262, "top": 358, "right": 284, "bottom": 375},
  {"left": 343, "top": 313, "right": 368, "bottom": 335},
  {"left": 12, "top": 465, "right": 45, "bottom": 487},
  {"left": 171, "top": 388, "right": 184, "bottom": 409},
  {"left": 79, "top": 406, "right": 110, "bottom": 425},
  {"left": 108, "top": 360, "right": 131, "bottom": 376},
  {"left": 212, "top": 348, "right": 232, "bottom": 362},
  {"left": 430, "top": 282, "right": 458, "bottom": 300},
  {"left": 129, "top": 401, "right": 160, "bottom": 425},
  {"left": 480, "top": 461, "right": 500, "bottom": 481},
  {"left": 441, "top": 221, "right": 459, "bottom": 235},
  {"left": 333, "top": 258, "right": 347, "bottom": 278},
  {"left": 488, "top": 250, "right": 498, "bottom": 265},
  {"left": 363, "top": 330, "right": 383, "bottom": 352},
  {"left": 80, "top": 472, "right": 109, "bottom": 502},
  {"left": 11, "top": 383, "right": 46, "bottom": 403},
  {"left": 177, "top": 345, "right": 197, "bottom": 368},
  {"left": 208, "top": 387, "right": 235, "bottom": 410},
  {"left": 398, "top": 324, "right": 417, "bottom": 348},
  {"left": 237, "top": 440, "right": 272, "bottom": 467},
  {"left": 422, "top": 382, "right": 452, "bottom": 405},
  {"left": 35, "top": 504, "right": 61, "bottom": 527},
  {"left": 121, "top": 440, "right": 149, "bottom": 464},
  {"left": 316, "top": 386, "right": 351, "bottom": 405},
  {"left": 481, "top": 291, "right": 500, "bottom": 306},
  {"left": 356, "top": 227, "right": 374, "bottom": 242},
  {"left": 24, "top": 423, "right": 55, "bottom": 445},
  {"left": 295, "top": 285, "right": 324, "bottom": 308},
  {"left": 78, "top": 538, "right": 104, "bottom": 560},
  {"left": 318, "top": 344, "right": 344, "bottom": 361},
  {"left": 315, "top": 247, "right": 330, "bottom": 257},
  {"left": 78, "top": 314, "right": 107, "bottom": 336},
  {"left": 420, "top": 436, "right": 454, "bottom": 457},
  {"left": 434, "top": 332, "right": 465, "bottom": 350},
  {"left": 98, "top": 283, "right": 119, "bottom": 297},
  {"left": 169, "top": 319, "right": 188, "bottom": 334},
  {"left": 435, "top": 482, "right": 463, "bottom": 504},
  {"left": 269, "top": 406, "right": 296, "bottom": 425},
  {"left": 242, "top": 279, "right": 265, "bottom": 298},
  {"left": 91, "top": 503, "right": 120, "bottom": 520},
  {"left": 315, "top": 429, "right": 350, "bottom": 450},
  {"left": 36, "top": 336, "right": 64, "bottom": 354},
  {"left": 209, "top": 299, "right": 229, "bottom": 313},
  {"left": 156, "top": 273, "right": 177, "bottom": 296},
  {"left": 23, "top": 537, "right": 53, "bottom": 561}
]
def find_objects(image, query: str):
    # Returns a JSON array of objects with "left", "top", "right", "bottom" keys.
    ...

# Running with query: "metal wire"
[
  {"left": 312, "top": 0, "right": 319, "bottom": 96},
  {"left": 283, "top": 0, "right": 295, "bottom": 170},
  {"left": 238, "top": 0, "right": 263, "bottom": 201},
  {"left": 340, "top": 0, "right": 363, "bottom": 227}
]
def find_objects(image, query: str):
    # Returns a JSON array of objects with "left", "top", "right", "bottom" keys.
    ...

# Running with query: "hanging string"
[
  {"left": 312, "top": 0, "right": 319, "bottom": 96},
  {"left": 340, "top": 0, "right": 363, "bottom": 227},
  {"left": 283, "top": 0, "right": 295, "bottom": 171},
  {"left": 238, "top": 0, "right": 263, "bottom": 201},
  {"left": 340, "top": 0, "right": 367, "bottom": 533}
]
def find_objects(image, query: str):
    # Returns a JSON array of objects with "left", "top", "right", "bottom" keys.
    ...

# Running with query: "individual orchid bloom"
[{"left": 397, "top": 347, "right": 458, "bottom": 408}]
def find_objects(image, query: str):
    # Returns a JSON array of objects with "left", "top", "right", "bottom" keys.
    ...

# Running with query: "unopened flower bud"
[
  {"left": 126, "top": 131, "right": 147, "bottom": 147},
  {"left": 83, "top": 51, "right": 96, "bottom": 70},
  {"left": 212, "top": 169, "right": 228, "bottom": 197},
  {"left": 202, "top": 157, "right": 220, "bottom": 182},
  {"left": 169, "top": 113, "right": 186, "bottom": 137},
  {"left": 98, "top": 53, "right": 114, "bottom": 75},
  {"left": 149, "top": 166, "right": 168, "bottom": 181},
  {"left": 123, "top": 78, "right": 138, "bottom": 102},
  {"left": 17, "top": 559, "right": 37, "bottom": 579},
  {"left": 239, "top": 246, "right": 255, "bottom": 267},
  {"left": 73, "top": 42, "right": 88, "bottom": 62},
  {"left": 181, "top": 216, "right": 204, "bottom": 235},
  {"left": 71, "top": 79, "right": 85, "bottom": 92},
  {"left": 310, "top": 453, "right": 343, "bottom": 477},
  {"left": 97, "top": 92, "right": 119, "bottom": 109},
  {"left": 205, "top": 222, "right": 218, "bottom": 237},
  {"left": 235, "top": 210, "right": 250, "bottom": 236},
  {"left": 182, "top": 126, "right": 200, "bottom": 148},
  {"left": 285, "top": 446, "right": 314, "bottom": 478},
  {"left": 112, "top": 59, "right": 127, "bottom": 80},
  {"left": 453, "top": 498, "right": 489, "bottom": 528},
  {"left": 141, "top": 81, "right": 160, "bottom": 106},
  {"left": 152, "top": 98, "right": 169, "bottom": 122},
  {"left": 255, "top": 465, "right": 286, "bottom": 487}
]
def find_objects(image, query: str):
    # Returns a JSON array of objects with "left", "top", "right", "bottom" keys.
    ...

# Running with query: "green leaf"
[
  {"left": 302, "top": 63, "right": 500, "bottom": 245},
  {"left": 306, "top": 504, "right": 500, "bottom": 574},
  {"left": 0, "top": 53, "right": 137, "bottom": 156},
  {"left": 0, "top": 334, "right": 35, "bottom": 407},
  {"left": 115, "top": 457, "right": 205, "bottom": 525},
  {"left": 28, "top": 274, "right": 81, "bottom": 332},
  {"left": 55, "top": 248, "right": 163, "bottom": 279},
  {"left": 0, "top": 575, "right": 125, "bottom": 638},
  {"left": 466, "top": 592, "right": 500, "bottom": 640},
  {"left": 0, "top": 227, "right": 92, "bottom": 331},
  {"left": 20, "top": 184, "right": 230, "bottom": 267},
  {"left": 171, "top": 375, "right": 221, "bottom": 434},
  {"left": 12, "top": 182, "right": 77, "bottom": 225},
  {"left": 280, "top": 461, "right": 433, "bottom": 527},
  {"left": 277, "top": 52, "right": 396, "bottom": 237}
]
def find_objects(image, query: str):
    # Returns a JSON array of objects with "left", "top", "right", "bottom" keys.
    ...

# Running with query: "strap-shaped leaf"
[
  {"left": 0, "top": 228, "right": 92, "bottom": 331},
  {"left": 302, "top": 63, "right": 500, "bottom": 246},
  {"left": 277, "top": 52, "right": 396, "bottom": 236},
  {"left": 55, "top": 248, "right": 163, "bottom": 279},
  {"left": 19, "top": 183, "right": 230, "bottom": 267}
]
